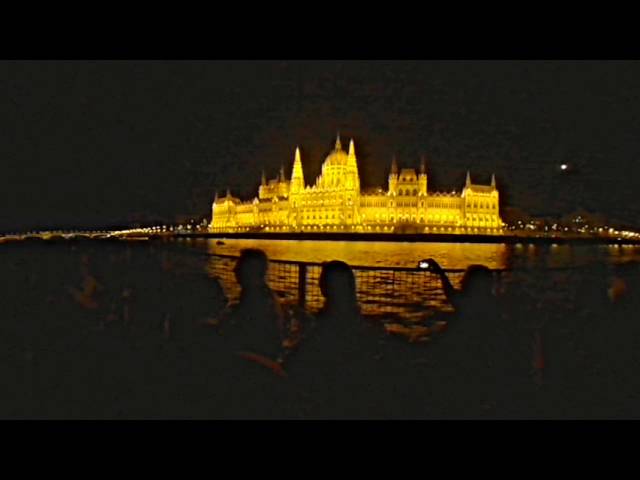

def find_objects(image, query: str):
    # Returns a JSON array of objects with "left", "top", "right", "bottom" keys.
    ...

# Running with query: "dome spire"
[
  {"left": 335, "top": 132, "right": 342, "bottom": 151},
  {"left": 420, "top": 155, "right": 426, "bottom": 174},
  {"left": 348, "top": 138, "right": 356, "bottom": 158},
  {"left": 466, "top": 171, "right": 471, "bottom": 187},
  {"left": 491, "top": 173, "right": 496, "bottom": 187},
  {"left": 261, "top": 170, "right": 267, "bottom": 186},
  {"left": 280, "top": 165, "right": 286, "bottom": 181}
]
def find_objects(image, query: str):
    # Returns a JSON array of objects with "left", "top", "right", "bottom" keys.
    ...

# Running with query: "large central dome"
[{"left": 323, "top": 136, "right": 349, "bottom": 166}]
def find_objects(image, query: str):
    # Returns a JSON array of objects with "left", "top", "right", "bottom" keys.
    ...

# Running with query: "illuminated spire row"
[{"left": 211, "top": 137, "right": 502, "bottom": 233}]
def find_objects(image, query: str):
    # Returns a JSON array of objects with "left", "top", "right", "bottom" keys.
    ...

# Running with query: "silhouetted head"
[
  {"left": 460, "top": 264, "right": 494, "bottom": 299},
  {"left": 234, "top": 249, "right": 269, "bottom": 290},
  {"left": 319, "top": 260, "right": 359, "bottom": 314}
]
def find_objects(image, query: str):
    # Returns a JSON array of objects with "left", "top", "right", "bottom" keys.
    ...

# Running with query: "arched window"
[{"left": 413, "top": 189, "right": 417, "bottom": 196}]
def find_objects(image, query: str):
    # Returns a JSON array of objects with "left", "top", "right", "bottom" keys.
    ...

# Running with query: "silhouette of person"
[
  {"left": 317, "top": 260, "right": 361, "bottom": 320},
  {"left": 290, "top": 261, "right": 361, "bottom": 364},
  {"left": 290, "top": 260, "right": 411, "bottom": 418},
  {"left": 422, "top": 258, "right": 515, "bottom": 414},
  {"left": 218, "top": 249, "right": 286, "bottom": 361},
  {"left": 423, "top": 259, "right": 495, "bottom": 317}
]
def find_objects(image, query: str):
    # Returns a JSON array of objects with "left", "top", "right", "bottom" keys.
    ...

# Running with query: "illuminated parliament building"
[{"left": 210, "top": 136, "right": 503, "bottom": 233}]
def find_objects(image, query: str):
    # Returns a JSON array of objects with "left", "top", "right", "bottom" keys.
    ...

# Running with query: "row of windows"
[
  {"left": 468, "top": 202, "right": 497, "bottom": 210},
  {"left": 396, "top": 189, "right": 420, "bottom": 196},
  {"left": 226, "top": 202, "right": 497, "bottom": 219},
  {"left": 296, "top": 198, "right": 350, "bottom": 207},
  {"left": 302, "top": 213, "right": 351, "bottom": 222},
  {"left": 231, "top": 198, "right": 495, "bottom": 211},
  {"left": 427, "top": 201, "right": 460, "bottom": 208}
]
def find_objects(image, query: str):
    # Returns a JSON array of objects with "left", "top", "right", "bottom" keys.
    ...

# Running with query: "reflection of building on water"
[
  {"left": 207, "top": 253, "right": 466, "bottom": 321},
  {"left": 210, "top": 135, "right": 503, "bottom": 234},
  {"left": 206, "top": 238, "right": 510, "bottom": 271}
]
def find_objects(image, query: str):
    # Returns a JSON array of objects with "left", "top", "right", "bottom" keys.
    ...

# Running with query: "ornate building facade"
[{"left": 210, "top": 136, "right": 503, "bottom": 233}]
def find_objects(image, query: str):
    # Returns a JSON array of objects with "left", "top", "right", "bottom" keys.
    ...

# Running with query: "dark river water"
[
  {"left": 3, "top": 238, "right": 640, "bottom": 419},
  {"left": 6, "top": 237, "right": 637, "bottom": 321},
  {"left": 196, "top": 238, "right": 640, "bottom": 316}
]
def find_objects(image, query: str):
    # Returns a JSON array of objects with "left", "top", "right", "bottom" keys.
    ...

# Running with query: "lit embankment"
[
  {"left": 0, "top": 226, "right": 179, "bottom": 243},
  {"left": 2, "top": 223, "right": 640, "bottom": 246},
  {"left": 183, "top": 228, "right": 640, "bottom": 245}
]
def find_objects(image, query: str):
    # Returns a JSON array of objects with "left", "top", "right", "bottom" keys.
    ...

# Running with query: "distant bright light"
[{"left": 560, "top": 164, "right": 568, "bottom": 171}]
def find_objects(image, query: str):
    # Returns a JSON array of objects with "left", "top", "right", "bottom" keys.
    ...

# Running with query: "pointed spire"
[
  {"left": 291, "top": 146, "right": 305, "bottom": 191},
  {"left": 347, "top": 139, "right": 357, "bottom": 169},
  {"left": 214, "top": 191, "right": 219, "bottom": 201},
  {"left": 391, "top": 156, "right": 398, "bottom": 175},
  {"left": 261, "top": 170, "right": 267, "bottom": 186},
  {"left": 420, "top": 155, "right": 426, "bottom": 174},
  {"left": 226, "top": 188, "right": 231, "bottom": 197},
  {"left": 335, "top": 133, "right": 342, "bottom": 151},
  {"left": 280, "top": 165, "right": 286, "bottom": 181},
  {"left": 466, "top": 171, "right": 471, "bottom": 187},
  {"left": 491, "top": 173, "right": 496, "bottom": 187}
]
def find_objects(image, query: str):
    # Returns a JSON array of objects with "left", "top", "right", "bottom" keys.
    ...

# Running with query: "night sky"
[{"left": 2, "top": 61, "right": 640, "bottom": 232}]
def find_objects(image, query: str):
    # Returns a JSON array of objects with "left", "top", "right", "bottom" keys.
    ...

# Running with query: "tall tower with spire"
[
  {"left": 345, "top": 138, "right": 361, "bottom": 192},
  {"left": 290, "top": 146, "right": 305, "bottom": 194},
  {"left": 418, "top": 156, "right": 428, "bottom": 195},
  {"left": 388, "top": 156, "right": 399, "bottom": 195},
  {"left": 343, "top": 138, "right": 361, "bottom": 225},
  {"left": 278, "top": 164, "right": 289, "bottom": 197},
  {"left": 288, "top": 146, "right": 306, "bottom": 229}
]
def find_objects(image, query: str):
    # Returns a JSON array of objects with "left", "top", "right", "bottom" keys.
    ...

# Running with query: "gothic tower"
[
  {"left": 388, "top": 156, "right": 399, "bottom": 195},
  {"left": 418, "top": 156, "right": 427, "bottom": 195},
  {"left": 290, "top": 146, "right": 305, "bottom": 194},
  {"left": 346, "top": 139, "right": 361, "bottom": 193}
]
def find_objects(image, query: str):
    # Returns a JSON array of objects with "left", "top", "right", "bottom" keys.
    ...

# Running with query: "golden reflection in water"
[
  {"left": 203, "top": 239, "right": 509, "bottom": 320},
  {"left": 206, "top": 239, "right": 510, "bottom": 270},
  {"left": 206, "top": 254, "right": 467, "bottom": 320},
  {"left": 184, "top": 238, "right": 640, "bottom": 321}
]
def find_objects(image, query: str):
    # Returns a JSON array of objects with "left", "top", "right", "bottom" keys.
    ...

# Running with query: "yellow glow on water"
[
  {"left": 204, "top": 238, "right": 509, "bottom": 319},
  {"left": 205, "top": 239, "right": 494, "bottom": 318},
  {"left": 207, "top": 238, "right": 510, "bottom": 270},
  {"left": 185, "top": 238, "right": 640, "bottom": 321}
]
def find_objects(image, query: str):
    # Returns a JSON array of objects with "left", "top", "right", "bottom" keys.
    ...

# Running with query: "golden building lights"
[{"left": 210, "top": 135, "right": 503, "bottom": 234}]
